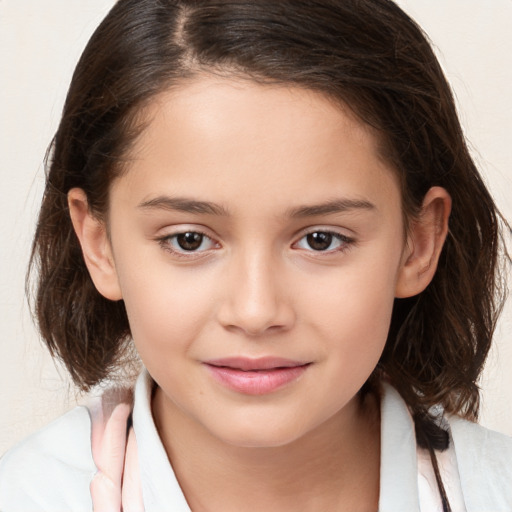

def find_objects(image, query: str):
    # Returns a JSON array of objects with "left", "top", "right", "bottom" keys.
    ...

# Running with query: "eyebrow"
[
  {"left": 138, "top": 196, "right": 230, "bottom": 216},
  {"left": 138, "top": 195, "right": 376, "bottom": 218},
  {"left": 287, "top": 198, "right": 376, "bottom": 217}
]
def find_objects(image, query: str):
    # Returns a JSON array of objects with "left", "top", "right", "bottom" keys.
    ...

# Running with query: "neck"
[{"left": 152, "top": 389, "right": 381, "bottom": 512}]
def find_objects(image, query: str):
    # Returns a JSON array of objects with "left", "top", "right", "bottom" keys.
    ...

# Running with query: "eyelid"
[{"left": 298, "top": 225, "right": 353, "bottom": 237}]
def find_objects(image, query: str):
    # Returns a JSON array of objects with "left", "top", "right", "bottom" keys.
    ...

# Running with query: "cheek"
[
  {"left": 306, "top": 250, "right": 400, "bottom": 367},
  {"left": 115, "top": 255, "right": 218, "bottom": 363}
]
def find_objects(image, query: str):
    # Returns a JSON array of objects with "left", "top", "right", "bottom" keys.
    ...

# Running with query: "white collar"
[
  {"left": 132, "top": 370, "right": 191, "bottom": 510},
  {"left": 378, "top": 382, "right": 421, "bottom": 511}
]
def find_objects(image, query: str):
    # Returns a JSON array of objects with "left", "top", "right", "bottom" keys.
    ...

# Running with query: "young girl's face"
[{"left": 80, "top": 77, "right": 432, "bottom": 448}]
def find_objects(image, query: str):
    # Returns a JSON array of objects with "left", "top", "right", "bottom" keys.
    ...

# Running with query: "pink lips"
[{"left": 203, "top": 357, "right": 311, "bottom": 395}]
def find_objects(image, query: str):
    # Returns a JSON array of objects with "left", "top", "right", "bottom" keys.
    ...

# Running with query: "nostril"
[{"left": 220, "top": 312, "right": 296, "bottom": 337}]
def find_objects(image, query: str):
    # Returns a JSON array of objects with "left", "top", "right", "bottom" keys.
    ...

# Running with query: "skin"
[{"left": 69, "top": 77, "right": 451, "bottom": 511}]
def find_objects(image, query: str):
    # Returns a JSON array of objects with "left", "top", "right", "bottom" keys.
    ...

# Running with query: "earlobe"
[
  {"left": 395, "top": 186, "right": 452, "bottom": 298},
  {"left": 68, "top": 188, "right": 123, "bottom": 301}
]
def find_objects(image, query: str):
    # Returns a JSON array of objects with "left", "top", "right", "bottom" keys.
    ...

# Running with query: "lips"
[{"left": 203, "top": 357, "right": 311, "bottom": 395}]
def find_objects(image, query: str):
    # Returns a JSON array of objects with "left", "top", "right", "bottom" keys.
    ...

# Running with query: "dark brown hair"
[{"left": 30, "top": 0, "right": 507, "bottom": 429}]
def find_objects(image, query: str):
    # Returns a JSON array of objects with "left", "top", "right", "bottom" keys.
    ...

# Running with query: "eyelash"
[
  {"left": 156, "top": 229, "right": 355, "bottom": 259},
  {"left": 157, "top": 230, "right": 218, "bottom": 259},
  {"left": 293, "top": 230, "right": 354, "bottom": 254}
]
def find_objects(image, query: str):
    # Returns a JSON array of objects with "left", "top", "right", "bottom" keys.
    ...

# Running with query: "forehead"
[{"left": 115, "top": 77, "right": 401, "bottom": 214}]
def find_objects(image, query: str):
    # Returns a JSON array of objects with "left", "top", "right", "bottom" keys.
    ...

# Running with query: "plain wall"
[{"left": 1, "top": 0, "right": 511, "bottom": 455}]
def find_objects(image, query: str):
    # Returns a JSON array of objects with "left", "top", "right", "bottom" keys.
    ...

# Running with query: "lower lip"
[{"left": 204, "top": 364, "right": 310, "bottom": 395}]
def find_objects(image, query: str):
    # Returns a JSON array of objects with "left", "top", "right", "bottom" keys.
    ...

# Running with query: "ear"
[
  {"left": 68, "top": 188, "right": 123, "bottom": 301},
  {"left": 395, "top": 186, "right": 451, "bottom": 298}
]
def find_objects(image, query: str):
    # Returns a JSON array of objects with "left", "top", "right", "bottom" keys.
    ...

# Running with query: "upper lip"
[{"left": 204, "top": 357, "right": 310, "bottom": 371}]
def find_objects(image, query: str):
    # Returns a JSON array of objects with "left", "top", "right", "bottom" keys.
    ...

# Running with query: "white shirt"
[{"left": 1, "top": 370, "right": 511, "bottom": 511}]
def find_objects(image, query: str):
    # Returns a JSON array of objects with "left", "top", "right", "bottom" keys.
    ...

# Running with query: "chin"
[
  {"left": 206, "top": 415, "right": 313, "bottom": 449},
  {"left": 222, "top": 430, "right": 304, "bottom": 449}
]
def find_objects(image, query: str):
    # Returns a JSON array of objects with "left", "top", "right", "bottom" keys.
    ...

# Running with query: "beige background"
[{"left": 1, "top": 0, "right": 511, "bottom": 455}]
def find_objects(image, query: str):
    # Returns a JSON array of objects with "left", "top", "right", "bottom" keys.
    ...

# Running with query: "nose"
[{"left": 216, "top": 250, "right": 296, "bottom": 336}]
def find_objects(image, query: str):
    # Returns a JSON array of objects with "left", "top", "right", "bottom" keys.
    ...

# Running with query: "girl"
[{"left": 0, "top": 0, "right": 511, "bottom": 510}]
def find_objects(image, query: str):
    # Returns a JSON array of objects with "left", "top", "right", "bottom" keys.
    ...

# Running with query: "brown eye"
[
  {"left": 160, "top": 230, "right": 218, "bottom": 256},
  {"left": 176, "top": 232, "right": 204, "bottom": 251},
  {"left": 294, "top": 230, "right": 352, "bottom": 253},
  {"left": 306, "top": 232, "right": 333, "bottom": 251}
]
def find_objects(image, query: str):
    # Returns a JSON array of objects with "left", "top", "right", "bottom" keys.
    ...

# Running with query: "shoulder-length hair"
[{"left": 30, "top": 0, "right": 507, "bottom": 429}]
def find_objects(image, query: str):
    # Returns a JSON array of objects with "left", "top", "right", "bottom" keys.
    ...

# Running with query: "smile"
[{"left": 203, "top": 357, "right": 311, "bottom": 395}]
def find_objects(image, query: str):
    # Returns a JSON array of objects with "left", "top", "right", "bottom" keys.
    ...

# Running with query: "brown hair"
[{"left": 30, "top": 0, "right": 507, "bottom": 428}]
